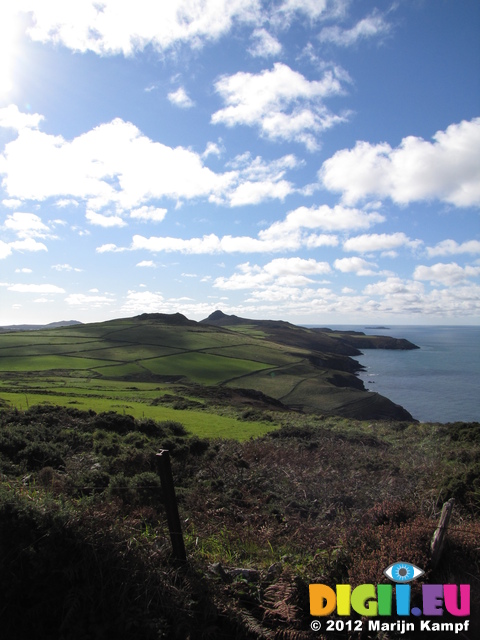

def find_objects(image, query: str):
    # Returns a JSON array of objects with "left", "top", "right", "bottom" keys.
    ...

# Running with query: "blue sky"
[{"left": 1, "top": 0, "right": 479, "bottom": 326}]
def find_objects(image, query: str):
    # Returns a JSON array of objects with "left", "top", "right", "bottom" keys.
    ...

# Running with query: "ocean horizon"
[{"left": 318, "top": 325, "right": 480, "bottom": 424}]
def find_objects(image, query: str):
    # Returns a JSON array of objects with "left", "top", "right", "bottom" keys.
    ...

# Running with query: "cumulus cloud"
[
  {"left": 426, "top": 239, "right": 480, "bottom": 257},
  {"left": 363, "top": 277, "right": 424, "bottom": 297},
  {"left": 127, "top": 203, "right": 384, "bottom": 256},
  {"left": 212, "top": 62, "right": 349, "bottom": 150},
  {"left": 361, "top": 277, "right": 480, "bottom": 318},
  {"left": 19, "top": 0, "right": 261, "bottom": 56},
  {"left": 4, "top": 212, "right": 52, "bottom": 238},
  {"left": 343, "top": 232, "right": 422, "bottom": 253},
  {"left": 214, "top": 257, "right": 330, "bottom": 290},
  {"left": 223, "top": 152, "right": 298, "bottom": 205},
  {"left": 121, "top": 290, "right": 165, "bottom": 314},
  {"left": 334, "top": 256, "right": 378, "bottom": 275},
  {"left": 320, "top": 118, "right": 480, "bottom": 207},
  {"left": 129, "top": 206, "right": 168, "bottom": 222},
  {"left": 168, "top": 87, "right": 195, "bottom": 109},
  {"left": 86, "top": 210, "right": 127, "bottom": 227},
  {"left": 96, "top": 243, "right": 126, "bottom": 254},
  {"left": 260, "top": 204, "right": 384, "bottom": 241},
  {"left": 0, "top": 104, "right": 44, "bottom": 131},
  {"left": 0, "top": 113, "right": 300, "bottom": 211},
  {"left": 414, "top": 262, "right": 480, "bottom": 286},
  {"left": 8, "top": 238, "right": 48, "bottom": 253}
]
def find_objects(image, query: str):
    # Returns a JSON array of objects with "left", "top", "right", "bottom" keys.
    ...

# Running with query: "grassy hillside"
[
  {"left": 0, "top": 312, "right": 416, "bottom": 422},
  {"left": 0, "top": 404, "right": 478, "bottom": 639}
]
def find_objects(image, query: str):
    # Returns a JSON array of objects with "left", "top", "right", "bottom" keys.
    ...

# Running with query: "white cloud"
[
  {"left": 202, "top": 141, "right": 223, "bottom": 159},
  {"left": 214, "top": 257, "right": 330, "bottom": 290},
  {"left": 0, "top": 104, "right": 44, "bottom": 131},
  {"left": 51, "top": 264, "right": 82, "bottom": 272},
  {"left": 275, "top": 0, "right": 341, "bottom": 22},
  {"left": 260, "top": 204, "right": 384, "bottom": 241},
  {"left": 8, "top": 283, "right": 65, "bottom": 293},
  {"left": 0, "top": 240, "right": 12, "bottom": 259},
  {"left": 86, "top": 210, "right": 127, "bottom": 227},
  {"left": 55, "top": 198, "right": 79, "bottom": 208},
  {"left": 228, "top": 179, "right": 293, "bottom": 206},
  {"left": 0, "top": 113, "right": 299, "bottom": 211},
  {"left": 343, "top": 232, "right": 421, "bottom": 253},
  {"left": 248, "top": 28, "right": 282, "bottom": 57},
  {"left": 19, "top": 0, "right": 261, "bottom": 56},
  {"left": 223, "top": 152, "right": 298, "bottom": 205},
  {"left": 2, "top": 198, "right": 23, "bottom": 208},
  {"left": 363, "top": 277, "right": 424, "bottom": 297},
  {"left": 15, "top": 268, "right": 33, "bottom": 273},
  {"left": 8, "top": 238, "right": 48, "bottom": 252},
  {"left": 121, "top": 290, "right": 165, "bottom": 314},
  {"left": 4, "top": 212, "right": 51, "bottom": 238},
  {"left": 319, "top": 13, "right": 390, "bottom": 46},
  {"left": 264, "top": 257, "right": 330, "bottom": 276},
  {"left": 320, "top": 118, "right": 480, "bottom": 207},
  {"left": 426, "top": 239, "right": 480, "bottom": 257},
  {"left": 128, "top": 203, "right": 384, "bottom": 256},
  {"left": 212, "top": 62, "right": 349, "bottom": 150},
  {"left": 96, "top": 243, "right": 126, "bottom": 253},
  {"left": 334, "top": 257, "right": 378, "bottom": 275},
  {"left": 168, "top": 87, "right": 195, "bottom": 109},
  {"left": 413, "top": 262, "right": 480, "bottom": 286},
  {"left": 360, "top": 277, "right": 480, "bottom": 318},
  {"left": 136, "top": 260, "right": 156, "bottom": 268},
  {"left": 129, "top": 206, "right": 167, "bottom": 222}
]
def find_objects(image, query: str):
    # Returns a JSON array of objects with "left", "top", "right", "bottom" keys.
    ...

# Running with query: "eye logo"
[{"left": 383, "top": 562, "right": 424, "bottom": 583}]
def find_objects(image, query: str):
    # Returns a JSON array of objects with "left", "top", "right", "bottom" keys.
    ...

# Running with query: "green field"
[{"left": 0, "top": 313, "right": 414, "bottom": 428}]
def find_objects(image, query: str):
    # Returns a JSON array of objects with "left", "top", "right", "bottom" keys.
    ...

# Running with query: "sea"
[{"left": 324, "top": 325, "right": 480, "bottom": 424}]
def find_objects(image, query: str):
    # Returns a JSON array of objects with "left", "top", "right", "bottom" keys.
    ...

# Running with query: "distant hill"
[
  {"left": 201, "top": 310, "right": 418, "bottom": 353},
  {"left": 0, "top": 320, "right": 82, "bottom": 334}
]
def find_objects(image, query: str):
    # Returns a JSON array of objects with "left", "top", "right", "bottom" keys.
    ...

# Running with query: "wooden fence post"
[
  {"left": 156, "top": 450, "right": 187, "bottom": 562},
  {"left": 430, "top": 498, "right": 454, "bottom": 569}
]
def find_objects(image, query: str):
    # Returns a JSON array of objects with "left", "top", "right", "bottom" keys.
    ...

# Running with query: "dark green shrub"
[
  {"left": 129, "top": 472, "right": 162, "bottom": 506},
  {"left": 157, "top": 420, "right": 187, "bottom": 436},
  {"left": 20, "top": 441, "right": 65, "bottom": 470},
  {"left": 93, "top": 411, "right": 135, "bottom": 434},
  {"left": 189, "top": 437, "right": 209, "bottom": 455},
  {"left": 137, "top": 419, "right": 166, "bottom": 437},
  {"left": 123, "top": 432, "right": 149, "bottom": 449},
  {"left": 448, "top": 422, "right": 480, "bottom": 443}
]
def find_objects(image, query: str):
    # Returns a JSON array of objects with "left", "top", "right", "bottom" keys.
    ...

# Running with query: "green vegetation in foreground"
[
  {"left": 0, "top": 404, "right": 478, "bottom": 639},
  {"left": 0, "top": 386, "right": 276, "bottom": 441}
]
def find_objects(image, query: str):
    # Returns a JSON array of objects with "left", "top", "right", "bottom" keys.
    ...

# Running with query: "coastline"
[{"left": 327, "top": 325, "right": 480, "bottom": 424}]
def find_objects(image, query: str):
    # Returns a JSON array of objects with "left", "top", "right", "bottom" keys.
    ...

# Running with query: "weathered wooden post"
[
  {"left": 156, "top": 450, "right": 187, "bottom": 562},
  {"left": 430, "top": 498, "right": 454, "bottom": 568}
]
